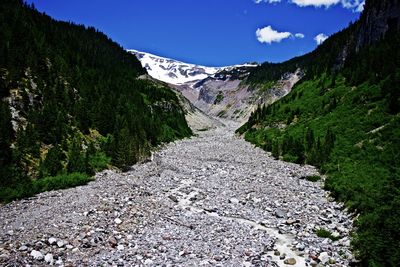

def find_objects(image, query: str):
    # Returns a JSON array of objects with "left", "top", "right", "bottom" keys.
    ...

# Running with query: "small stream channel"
[{"left": 170, "top": 178, "right": 306, "bottom": 267}]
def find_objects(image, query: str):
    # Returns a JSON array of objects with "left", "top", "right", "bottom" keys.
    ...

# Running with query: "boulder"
[{"left": 30, "top": 250, "right": 43, "bottom": 260}]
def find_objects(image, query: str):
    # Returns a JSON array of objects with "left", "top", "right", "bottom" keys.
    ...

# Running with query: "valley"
[
  {"left": 0, "top": 0, "right": 399, "bottom": 266},
  {"left": 0, "top": 121, "right": 354, "bottom": 266}
]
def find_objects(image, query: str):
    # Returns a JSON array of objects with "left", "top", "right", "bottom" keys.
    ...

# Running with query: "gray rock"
[
  {"left": 213, "top": 255, "right": 223, "bottom": 261},
  {"left": 275, "top": 209, "right": 285, "bottom": 218},
  {"left": 44, "top": 253, "right": 53, "bottom": 264},
  {"left": 168, "top": 195, "right": 179, "bottom": 203},
  {"left": 318, "top": 252, "right": 330, "bottom": 264},
  {"left": 0, "top": 253, "right": 10, "bottom": 260},
  {"left": 35, "top": 241, "right": 45, "bottom": 249},
  {"left": 30, "top": 250, "right": 43, "bottom": 260},
  {"left": 229, "top": 198, "right": 239, "bottom": 204},
  {"left": 144, "top": 259, "right": 153, "bottom": 265},
  {"left": 0, "top": 122, "right": 355, "bottom": 266},
  {"left": 18, "top": 245, "right": 28, "bottom": 251},
  {"left": 296, "top": 243, "right": 305, "bottom": 251},
  {"left": 57, "top": 240, "right": 64, "bottom": 248},
  {"left": 48, "top": 237, "right": 57, "bottom": 245},
  {"left": 158, "top": 246, "right": 167, "bottom": 253}
]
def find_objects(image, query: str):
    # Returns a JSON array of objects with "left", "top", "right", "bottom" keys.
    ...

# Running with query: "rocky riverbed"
[{"left": 0, "top": 121, "right": 354, "bottom": 266}]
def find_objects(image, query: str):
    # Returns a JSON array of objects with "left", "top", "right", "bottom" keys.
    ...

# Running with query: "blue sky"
[{"left": 25, "top": 0, "right": 363, "bottom": 67}]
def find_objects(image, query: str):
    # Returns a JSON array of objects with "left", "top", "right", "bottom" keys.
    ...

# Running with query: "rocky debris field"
[{"left": 0, "top": 121, "right": 355, "bottom": 266}]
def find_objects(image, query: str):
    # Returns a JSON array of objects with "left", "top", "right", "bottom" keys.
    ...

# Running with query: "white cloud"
[
  {"left": 291, "top": 0, "right": 340, "bottom": 8},
  {"left": 274, "top": 0, "right": 366, "bottom": 12},
  {"left": 295, "top": 33, "right": 305, "bottom": 38},
  {"left": 253, "top": 0, "right": 365, "bottom": 12},
  {"left": 254, "top": 0, "right": 282, "bottom": 4},
  {"left": 341, "top": 0, "right": 365, "bottom": 12},
  {"left": 314, "top": 33, "right": 329, "bottom": 45},
  {"left": 256, "top": 26, "right": 292, "bottom": 44},
  {"left": 355, "top": 2, "right": 364, "bottom": 12}
]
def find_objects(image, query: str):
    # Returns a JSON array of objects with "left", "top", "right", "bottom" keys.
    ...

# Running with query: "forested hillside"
[
  {"left": 238, "top": 0, "right": 400, "bottom": 265},
  {"left": 0, "top": 0, "right": 192, "bottom": 201}
]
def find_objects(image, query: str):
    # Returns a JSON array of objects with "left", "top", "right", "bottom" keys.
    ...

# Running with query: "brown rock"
[
  {"left": 284, "top": 258, "right": 297, "bottom": 265},
  {"left": 244, "top": 250, "right": 252, "bottom": 256},
  {"left": 285, "top": 219, "right": 297, "bottom": 225},
  {"left": 108, "top": 237, "right": 118, "bottom": 248},
  {"left": 213, "top": 255, "right": 223, "bottom": 261}
]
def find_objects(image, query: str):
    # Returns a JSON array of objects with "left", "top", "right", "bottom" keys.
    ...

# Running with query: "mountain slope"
[
  {"left": 0, "top": 0, "right": 192, "bottom": 201},
  {"left": 192, "top": 69, "right": 303, "bottom": 120},
  {"left": 131, "top": 50, "right": 303, "bottom": 121},
  {"left": 238, "top": 0, "right": 400, "bottom": 265}
]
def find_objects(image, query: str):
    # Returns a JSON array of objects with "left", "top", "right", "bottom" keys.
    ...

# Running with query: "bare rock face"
[
  {"left": 356, "top": 0, "right": 400, "bottom": 51},
  {"left": 191, "top": 69, "right": 303, "bottom": 122},
  {"left": 174, "top": 89, "right": 224, "bottom": 131}
]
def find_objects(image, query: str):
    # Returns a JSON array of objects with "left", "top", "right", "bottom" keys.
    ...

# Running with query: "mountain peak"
[{"left": 128, "top": 49, "right": 258, "bottom": 85}]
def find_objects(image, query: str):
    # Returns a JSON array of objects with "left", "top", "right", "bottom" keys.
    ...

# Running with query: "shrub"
[
  {"left": 89, "top": 152, "right": 111, "bottom": 171},
  {"left": 305, "top": 175, "right": 322, "bottom": 182},
  {"left": 0, "top": 173, "right": 93, "bottom": 203},
  {"left": 316, "top": 228, "right": 340, "bottom": 241}
]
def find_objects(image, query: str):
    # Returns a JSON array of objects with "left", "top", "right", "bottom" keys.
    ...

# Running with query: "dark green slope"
[
  {"left": 239, "top": 0, "right": 400, "bottom": 266},
  {"left": 0, "top": 0, "right": 192, "bottom": 201}
]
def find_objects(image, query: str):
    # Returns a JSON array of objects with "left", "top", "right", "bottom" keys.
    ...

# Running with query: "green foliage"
[
  {"left": 0, "top": 101, "right": 14, "bottom": 186},
  {"left": 0, "top": 1, "right": 192, "bottom": 199},
  {"left": 67, "top": 136, "right": 88, "bottom": 174},
  {"left": 214, "top": 92, "right": 224, "bottom": 104},
  {"left": 316, "top": 228, "right": 340, "bottom": 241},
  {"left": 239, "top": 45, "right": 400, "bottom": 265},
  {"left": 0, "top": 173, "right": 92, "bottom": 202},
  {"left": 305, "top": 175, "right": 322, "bottom": 182},
  {"left": 33, "top": 173, "right": 93, "bottom": 193},
  {"left": 88, "top": 152, "right": 110, "bottom": 172},
  {"left": 39, "top": 145, "right": 64, "bottom": 177},
  {"left": 217, "top": 110, "right": 226, "bottom": 117}
]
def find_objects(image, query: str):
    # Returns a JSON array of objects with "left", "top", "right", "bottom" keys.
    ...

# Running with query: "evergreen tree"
[
  {"left": 271, "top": 140, "right": 280, "bottom": 159},
  {"left": 0, "top": 101, "right": 13, "bottom": 186},
  {"left": 305, "top": 128, "right": 314, "bottom": 150},
  {"left": 40, "top": 145, "right": 64, "bottom": 177},
  {"left": 324, "top": 128, "right": 335, "bottom": 160},
  {"left": 67, "top": 136, "right": 86, "bottom": 173}
]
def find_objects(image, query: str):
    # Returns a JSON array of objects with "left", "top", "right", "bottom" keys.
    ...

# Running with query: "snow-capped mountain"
[
  {"left": 128, "top": 49, "right": 300, "bottom": 123},
  {"left": 128, "top": 49, "right": 257, "bottom": 85}
]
